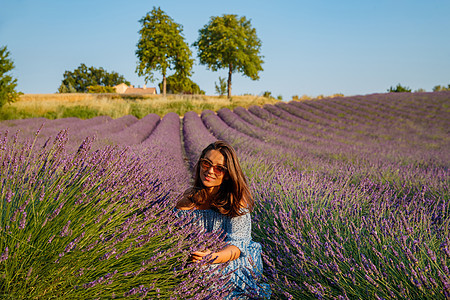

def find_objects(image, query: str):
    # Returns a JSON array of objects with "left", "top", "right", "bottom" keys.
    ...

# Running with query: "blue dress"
[{"left": 174, "top": 208, "right": 271, "bottom": 299}]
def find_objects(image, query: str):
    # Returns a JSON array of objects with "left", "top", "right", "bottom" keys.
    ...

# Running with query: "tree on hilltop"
[
  {"left": 0, "top": 46, "right": 20, "bottom": 108},
  {"left": 388, "top": 83, "right": 411, "bottom": 93},
  {"left": 58, "top": 64, "right": 129, "bottom": 93},
  {"left": 194, "top": 14, "right": 264, "bottom": 98},
  {"left": 136, "top": 7, "right": 194, "bottom": 97}
]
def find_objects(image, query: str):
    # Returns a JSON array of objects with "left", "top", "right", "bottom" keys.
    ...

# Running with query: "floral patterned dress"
[{"left": 174, "top": 208, "right": 271, "bottom": 299}]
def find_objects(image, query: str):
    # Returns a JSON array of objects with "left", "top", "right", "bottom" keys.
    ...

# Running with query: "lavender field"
[{"left": 1, "top": 92, "right": 449, "bottom": 299}]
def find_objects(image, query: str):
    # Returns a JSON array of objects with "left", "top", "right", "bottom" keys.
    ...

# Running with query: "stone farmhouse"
[{"left": 114, "top": 83, "right": 157, "bottom": 95}]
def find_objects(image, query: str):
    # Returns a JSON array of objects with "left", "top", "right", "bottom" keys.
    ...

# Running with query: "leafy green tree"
[
  {"left": 58, "top": 63, "right": 129, "bottom": 93},
  {"left": 194, "top": 14, "right": 264, "bottom": 98},
  {"left": 0, "top": 46, "right": 20, "bottom": 108},
  {"left": 388, "top": 83, "right": 411, "bottom": 93},
  {"left": 136, "top": 7, "right": 194, "bottom": 97},
  {"left": 158, "top": 74, "right": 204, "bottom": 95},
  {"left": 215, "top": 77, "right": 227, "bottom": 96}
]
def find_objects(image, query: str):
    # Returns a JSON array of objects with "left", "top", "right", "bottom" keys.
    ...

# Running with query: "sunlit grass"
[{"left": 0, "top": 93, "right": 281, "bottom": 120}]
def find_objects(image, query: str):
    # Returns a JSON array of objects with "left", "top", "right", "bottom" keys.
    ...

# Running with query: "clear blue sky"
[{"left": 1, "top": 0, "right": 449, "bottom": 99}]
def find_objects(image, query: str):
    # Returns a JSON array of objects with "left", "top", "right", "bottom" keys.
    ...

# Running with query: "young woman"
[{"left": 175, "top": 140, "right": 271, "bottom": 299}]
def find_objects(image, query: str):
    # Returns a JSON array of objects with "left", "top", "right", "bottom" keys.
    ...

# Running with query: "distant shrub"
[
  {"left": 432, "top": 84, "right": 450, "bottom": 92},
  {"left": 276, "top": 95, "right": 283, "bottom": 100},
  {"left": 292, "top": 94, "right": 312, "bottom": 101},
  {"left": 262, "top": 91, "right": 273, "bottom": 98},
  {"left": 215, "top": 77, "right": 227, "bottom": 96},
  {"left": 87, "top": 85, "right": 115, "bottom": 93},
  {"left": 388, "top": 83, "right": 411, "bottom": 93},
  {"left": 331, "top": 93, "right": 344, "bottom": 98},
  {"left": 159, "top": 74, "right": 205, "bottom": 95}
]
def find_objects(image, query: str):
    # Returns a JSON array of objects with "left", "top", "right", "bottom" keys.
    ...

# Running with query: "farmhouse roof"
[{"left": 114, "top": 83, "right": 157, "bottom": 95}]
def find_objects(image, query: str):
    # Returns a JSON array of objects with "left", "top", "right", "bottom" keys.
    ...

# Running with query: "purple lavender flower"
[
  {"left": 60, "top": 220, "right": 72, "bottom": 237},
  {"left": 0, "top": 247, "right": 8, "bottom": 263},
  {"left": 19, "top": 212, "right": 27, "bottom": 229}
]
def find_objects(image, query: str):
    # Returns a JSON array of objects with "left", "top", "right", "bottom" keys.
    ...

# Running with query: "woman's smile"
[
  {"left": 204, "top": 173, "right": 215, "bottom": 181},
  {"left": 199, "top": 149, "right": 226, "bottom": 191},
  {"left": 201, "top": 169, "right": 217, "bottom": 183}
]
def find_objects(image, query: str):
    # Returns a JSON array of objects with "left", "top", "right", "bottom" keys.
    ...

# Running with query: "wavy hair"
[{"left": 185, "top": 140, "right": 254, "bottom": 217}]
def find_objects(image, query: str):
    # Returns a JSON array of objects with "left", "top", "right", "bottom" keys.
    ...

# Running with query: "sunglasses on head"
[{"left": 200, "top": 158, "right": 227, "bottom": 175}]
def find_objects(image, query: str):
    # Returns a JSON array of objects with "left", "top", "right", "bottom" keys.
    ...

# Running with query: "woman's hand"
[
  {"left": 190, "top": 250, "right": 213, "bottom": 263},
  {"left": 190, "top": 245, "right": 240, "bottom": 264}
]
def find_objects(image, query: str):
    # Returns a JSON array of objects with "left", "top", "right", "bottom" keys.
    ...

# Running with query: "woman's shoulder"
[{"left": 175, "top": 188, "right": 196, "bottom": 210}]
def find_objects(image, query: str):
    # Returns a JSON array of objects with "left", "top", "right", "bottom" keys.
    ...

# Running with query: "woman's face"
[{"left": 199, "top": 149, "right": 227, "bottom": 192}]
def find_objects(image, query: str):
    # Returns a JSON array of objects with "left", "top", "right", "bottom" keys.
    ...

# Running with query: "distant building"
[{"left": 114, "top": 83, "right": 157, "bottom": 95}]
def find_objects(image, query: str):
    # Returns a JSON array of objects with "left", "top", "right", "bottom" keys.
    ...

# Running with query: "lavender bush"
[
  {"left": 0, "top": 130, "right": 230, "bottom": 299},
  {"left": 248, "top": 165, "right": 449, "bottom": 299}
]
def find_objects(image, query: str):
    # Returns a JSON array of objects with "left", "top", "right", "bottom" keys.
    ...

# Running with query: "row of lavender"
[{"left": 237, "top": 93, "right": 448, "bottom": 193}]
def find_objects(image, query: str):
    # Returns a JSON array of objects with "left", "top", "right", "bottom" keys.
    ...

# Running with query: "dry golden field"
[{"left": 1, "top": 93, "right": 281, "bottom": 119}]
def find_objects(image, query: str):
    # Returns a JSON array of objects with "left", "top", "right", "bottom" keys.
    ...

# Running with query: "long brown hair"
[{"left": 186, "top": 140, "right": 254, "bottom": 217}]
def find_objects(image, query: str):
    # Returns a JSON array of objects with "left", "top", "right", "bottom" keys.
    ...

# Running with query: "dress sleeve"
[{"left": 225, "top": 212, "right": 252, "bottom": 257}]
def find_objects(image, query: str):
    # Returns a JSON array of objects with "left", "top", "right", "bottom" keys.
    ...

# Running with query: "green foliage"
[
  {"left": 0, "top": 104, "right": 102, "bottom": 120},
  {"left": 277, "top": 95, "right": 283, "bottom": 100},
  {"left": 58, "top": 82, "right": 77, "bottom": 93},
  {"left": 388, "top": 83, "right": 411, "bottom": 93},
  {"left": 158, "top": 74, "right": 205, "bottom": 95},
  {"left": 432, "top": 84, "right": 450, "bottom": 92},
  {"left": 87, "top": 85, "right": 116, "bottom": 93},
  {"left": 136, "top": 7, "right": 194, "bottom": 97},
  {"left": 58, "top": 63, "right": 129, "bottom": 93},
  {"left": 194, "top": 14, "right": 264, "bottom": 98},
  {"left": 60, "top": 105, "right": 100, "bottom": 119},
  {"left": 0, "top": 46, "right": 19, "bottom": 108},
  {"left": 215, "top": 77, "right": 227, "bottom": 96},
  {"left": 262, "top": 91, "right": 273, "bottom": 98}
]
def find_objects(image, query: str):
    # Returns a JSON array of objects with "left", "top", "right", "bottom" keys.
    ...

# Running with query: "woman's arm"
[
  {"left": 191, "top": 245, "right": 241, "bottom": 263},
  {"left": 192, "top": 212, "right": 252, "bottom": 263}
]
